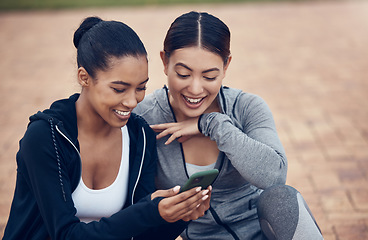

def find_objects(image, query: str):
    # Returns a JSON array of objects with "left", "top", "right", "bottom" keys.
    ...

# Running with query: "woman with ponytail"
[
  {"left": 134, "top": 11, "right": 323, "bottom": 240},
  {"left": 3, "top": 16, "right": 210, "bottom": 240}
]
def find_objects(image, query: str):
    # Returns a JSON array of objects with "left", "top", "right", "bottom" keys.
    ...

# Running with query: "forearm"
[
  {"left": 199, "top": 112, "right": 287, "bottom": 189},
  {"left": 88, "top": 196, "right": 167, "bottom": 239},
  {"left": 47, "top": 194, "right": 166, "bottom": 239}
]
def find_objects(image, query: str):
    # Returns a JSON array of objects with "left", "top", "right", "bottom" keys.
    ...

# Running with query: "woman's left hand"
[{"left": 150, "top": 117, "right": 201, "bottom": 145}]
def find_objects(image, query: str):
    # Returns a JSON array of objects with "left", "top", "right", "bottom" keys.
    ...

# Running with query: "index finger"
[{"left": 150, "top": 122, "right": 177, "bottom": 130}]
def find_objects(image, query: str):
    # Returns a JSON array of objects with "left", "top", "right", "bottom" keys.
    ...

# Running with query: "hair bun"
[{"left": 73, "top": 16, "right": 103, "bottom": 48}]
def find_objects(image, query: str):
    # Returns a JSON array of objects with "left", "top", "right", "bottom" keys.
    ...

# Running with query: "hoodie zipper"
[
  {"left": 131, "top": 127, "right": 146, "bottom": 240},
  {"left": 131, "top": 127, "right": 146, "bottom": 205},
  {"left": 49, "top": 120, "right": 68, "bottom": 202},
  {"left": 209, "top": 207, "right": 240, "bottom": 240}
]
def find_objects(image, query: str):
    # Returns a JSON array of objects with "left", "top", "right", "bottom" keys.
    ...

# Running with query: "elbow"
[
  {"left": 258, "top": 174, "right": 286, "bottom": 190},
  {"left": 271, "top": 156, "right": 288, "bottom": 186},
  {"left": 275, "top": 170, "right": 287, "bottom": 185},
  {"left": 259, "top": 172, "right": 287, "bottom": 190},
  {"left": 271, "top": 152, "right": 288, "bottom": 185},
  {"left": 258, "top": 157, "right": 288, "bottom": 189},
  {"left": 276, "top": 156, "right": 288, "bottom": 184}
]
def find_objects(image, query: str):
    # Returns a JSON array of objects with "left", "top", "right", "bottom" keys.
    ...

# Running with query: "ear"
[
  {"left": 224, "top": 55, "right": 232, "bottom": 72},
  {"left": 160, "top": 51, "right": 169, "bottom": 76},
  {"left": 77, "top": 67, "right": 91, "bottom": 87},
  {"left": 222, "top": 55, "right": 232, "bottom": 78}
]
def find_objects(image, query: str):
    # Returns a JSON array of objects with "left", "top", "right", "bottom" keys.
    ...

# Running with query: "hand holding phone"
[{"left": 180, "top": 169, "right": 219, "bottom": 192}]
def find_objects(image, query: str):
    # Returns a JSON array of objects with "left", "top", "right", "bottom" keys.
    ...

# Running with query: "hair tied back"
[{"left": 73, "top": 16, "right": 103, "bottom": 49}]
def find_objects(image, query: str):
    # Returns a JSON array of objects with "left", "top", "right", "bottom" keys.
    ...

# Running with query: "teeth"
[
  {"left": 114, "top": 109, "right": 130, "bottom": 116},
  {"left": 185, "top": 96, "right": 203, "bottom": 104}
]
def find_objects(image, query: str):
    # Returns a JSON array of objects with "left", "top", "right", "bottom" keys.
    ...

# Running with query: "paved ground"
[{"left": 1, "top": 0, "right": 368, "bottom": 239}]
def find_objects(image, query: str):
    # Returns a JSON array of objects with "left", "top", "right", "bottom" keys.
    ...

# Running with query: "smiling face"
[
  {"left": 77, "top": 55, "right": 148, "bottom": 128},
  {"left": 162, "top": 47, "right": 230, "bottom": 121}
]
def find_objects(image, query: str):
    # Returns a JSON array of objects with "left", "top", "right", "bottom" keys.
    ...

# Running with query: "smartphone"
[{"left": 180, "top": 169, "right": 219, "bottom": 192}]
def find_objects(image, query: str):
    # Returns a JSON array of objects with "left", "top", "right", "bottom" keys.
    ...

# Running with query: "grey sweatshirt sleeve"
[{"left": 199, "top": 94, "right": 287, "bottom": 189}]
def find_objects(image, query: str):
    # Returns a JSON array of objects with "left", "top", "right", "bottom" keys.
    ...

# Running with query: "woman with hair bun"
[
  {"left": 134, "top": 11, "right": 324, "bottom": 240},
  {"left": 3, "top": 16, "right": 210, "bottom": 240}
]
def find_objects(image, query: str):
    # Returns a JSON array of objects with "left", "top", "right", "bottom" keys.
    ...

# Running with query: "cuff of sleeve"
[
  {"left": 151, "top": 196, "right": 167, "bottom": 223},
  {"left": 198, "top": 113, "right": 217, "bottom": 136},
  {"left": 198, "top": 114, "right": 204, "bottom": 133}
]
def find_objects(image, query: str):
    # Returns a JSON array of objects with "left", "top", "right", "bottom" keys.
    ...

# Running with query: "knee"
[
  {"left": 258, "top": 184, "right": 299, "bottom": 210},
  {"left": 257, "top": 185, "right": 322, "bottom": 240},
  {"left": 257, "top": 185, "right": 300, "bottom": 240}
]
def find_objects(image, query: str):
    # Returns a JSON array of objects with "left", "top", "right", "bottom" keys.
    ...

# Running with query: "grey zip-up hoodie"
[{"left": 134, "top": 86, "right": 287, "bottom": 239}]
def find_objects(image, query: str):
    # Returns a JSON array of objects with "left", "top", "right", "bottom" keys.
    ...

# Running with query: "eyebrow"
[
  {"left": 203, "top": 68, "right": 220, "bottom": 73},
  {"left": 175, "top": 63, "right": 220, "bottom": 74},
  {"left": 111, "top": 78, "right": 149, "bottom": 86},
  {"left": 175, "top": 63, "right": 192, "bottom": 71}
]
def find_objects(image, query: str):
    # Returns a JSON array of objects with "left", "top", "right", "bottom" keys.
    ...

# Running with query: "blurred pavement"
[{"left": 1, "top": 1, "right": 368, "bottom": 239}]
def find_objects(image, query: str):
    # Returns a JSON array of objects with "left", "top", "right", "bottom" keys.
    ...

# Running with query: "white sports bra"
[
  {"left": 186, "top": 162, "right": 216, "bottom": 177},
  {"left": 72, "top": 126, "right": 130, "bottom": 223}
]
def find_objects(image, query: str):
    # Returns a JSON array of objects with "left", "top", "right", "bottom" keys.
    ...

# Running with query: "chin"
[
  {"left": 111, "top": 120, "right": 129, "bottom": 128},
  {"left": 183, "top": 110, "right": 205, "bottom": 119}
]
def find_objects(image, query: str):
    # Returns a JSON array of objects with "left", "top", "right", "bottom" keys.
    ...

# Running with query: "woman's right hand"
[
  {"left": 150, "top": 117, "right": 201, "bottom": 145},
  {"left": 151, "top": 186, "right": 211, "bottom": 222}
]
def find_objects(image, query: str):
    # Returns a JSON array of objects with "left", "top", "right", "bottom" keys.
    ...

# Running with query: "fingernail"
[
  {"left": 209, "top": 185, "right": 212, "bottom": 191},
  {"left": 196, "top": 187, "right": 202, "bottom": 192},
  {"left": 202, "top": 190, "right": 209, "bottom": 195},
  {"left": 202, "top": 195, "right": 209, "bottom": 201},
  {"left": 173, "top": 186, "right": 180, "bottom": 192},
  {"left": 196, "top": 203, "right": 201, "bottom": 208}
]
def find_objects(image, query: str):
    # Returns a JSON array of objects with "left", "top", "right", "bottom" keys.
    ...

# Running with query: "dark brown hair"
[
  {"left": 163, "top": 11, "right": 231, "bottom": 64},
  {"left": 73, "top": 16, "right": 147, "bottom": 79}
]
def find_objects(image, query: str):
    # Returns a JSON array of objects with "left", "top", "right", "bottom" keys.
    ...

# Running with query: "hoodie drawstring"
[{"left": 48, "top": 118, "right": 67, "bottom": 202}]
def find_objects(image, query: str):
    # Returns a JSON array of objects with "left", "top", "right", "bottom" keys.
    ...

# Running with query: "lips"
[
  {"left": 181, "top": 95, "right": 206, "bottom": 109},
  {"left": 114, "top": 109, "right": 130, "bottom": 116},
  {"left": 113, "top": 109, "right": 131, "bottom": 121},
  {"left": 183, "top": 95, "right": 205, "bottom": 104}
]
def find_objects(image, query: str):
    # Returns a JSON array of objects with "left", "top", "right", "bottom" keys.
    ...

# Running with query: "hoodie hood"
[{"left": 29, "top": 93, "right": 80, "bottom": 145}]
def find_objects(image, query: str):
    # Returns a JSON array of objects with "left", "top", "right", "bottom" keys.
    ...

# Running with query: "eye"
[
  {"left": 112, "top": 87, "right": 126, "bottom": 93},
  {"left": 204, "top": 76, "right": 217, "bottom": 81},
  {"left": 137, "top": 86, "right": 147, "bottom": 91},
  {"left": 176, "top": 72, "right": 190, "bottom": 79},
  {"left": 204, "top": 75, "right": 218, "bottom": 81}
]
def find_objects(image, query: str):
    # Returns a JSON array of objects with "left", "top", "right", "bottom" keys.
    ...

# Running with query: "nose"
[
  {"left": 187, "top": 77, "right": 204, "bottom": 95},
  {"left": 121, "top": 90, "right": 138, "bottom": 109}
]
